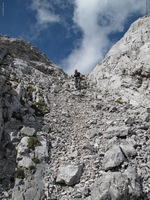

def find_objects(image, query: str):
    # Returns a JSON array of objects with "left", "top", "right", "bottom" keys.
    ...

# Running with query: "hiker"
[{"left": 74, "top": 69, "right": 81, "bottom": 89}]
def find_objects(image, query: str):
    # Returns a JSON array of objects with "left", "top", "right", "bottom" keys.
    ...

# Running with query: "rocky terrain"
[{"left": 0, "top": 17, "right": 150, "bottom": 200}]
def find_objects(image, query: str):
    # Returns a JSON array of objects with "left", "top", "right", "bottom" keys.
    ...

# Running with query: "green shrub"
[
  {"left": 27, "top": 86, "right": 36, "bottom": 93},
  {"left": 31, "top": 100, "right": 49, "bottom": 116},
  {"left": 32, "top": 157, "right": 40, "bottom": 164},
  {"left": 80, "top": 84, "right": 88, "bottom": 90},
  {"left": 15, "top": 168, "right": 25, "bottom": 179},
  {"left": 28, "top": 136, "right": 40, "bottom": 149},
  {"left": 115, "top": 97, "right": 123, "bottom": 104}
]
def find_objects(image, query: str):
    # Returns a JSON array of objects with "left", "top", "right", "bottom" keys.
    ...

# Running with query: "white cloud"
[
  {"left": 63, "top": 0, "right": 145, "bottom": 74},
  {"left": 31, "top": 0, "right": 60, "bottom": 27},
  {"left": 28, "top": 0, "right": 73, "bottom": 40},
  {"left": 25, "top": 0, "right": 60, "bottom": 41}
]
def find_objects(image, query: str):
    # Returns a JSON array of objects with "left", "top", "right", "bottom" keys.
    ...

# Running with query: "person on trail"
[{"left": 74, "top": 69, "right": 81, "bottom": 89}]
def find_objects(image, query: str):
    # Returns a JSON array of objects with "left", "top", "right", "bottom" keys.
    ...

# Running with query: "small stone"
[
  {"left": 20, "top": 126, "right": 36, "bottom": 136},
  {"left": 86, "top": 128, "right": 99, "bottom": 139},
  {"left": 56, "top": 164, "right": 83, "bottom": 186},
  {"left": 69, "top": 150, "right": 78, "bottom": 159},
  {"left": 73, "top": 192, "right": 82, "bottom": 198},
  {"left": 109, "top": 106, "right": 118, "bottom": 113},
  {"left": 125, "top": 117, "right": 135, "bottom": 126},
  {"left": 3, "top": 191, "right": 9, "bottom": 197}
]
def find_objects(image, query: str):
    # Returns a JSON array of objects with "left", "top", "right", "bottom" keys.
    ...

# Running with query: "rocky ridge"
[{"left": 0, "top": 17, "right": 150, "bottom": 200}]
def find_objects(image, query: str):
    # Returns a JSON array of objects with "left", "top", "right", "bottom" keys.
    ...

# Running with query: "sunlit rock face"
[{"left": 89, "top": 16, "right": 150, "bottom": 107}]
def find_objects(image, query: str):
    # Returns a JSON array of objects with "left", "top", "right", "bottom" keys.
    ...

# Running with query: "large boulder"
[
  {"left": 56, "top": 164, "right": 83, "bottom": 186},
  {"left": 102, "top": 145, "right": 125, "bottom": 170},
  {"left": 90, "top": 168, "right": 143, "bottom": 200}
]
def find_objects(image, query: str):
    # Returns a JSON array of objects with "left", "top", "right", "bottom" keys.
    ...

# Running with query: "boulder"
[
  {"left": 90, "top": 169, "right": 143, "bottom": 200},
  {"left": 56, "top": 164, "right": 83, "bottom": 186},
  {"left": 103, "top": 145, "right": 125, "bottom": 170},
  {"left": 18, "top": 156, "right": 34, "bottom": 168},
  {"left": 124, "top": 166, "right": 143, "bottom": 198},
  {"left": 34, "top": 134, "right": 48, "bottom": 160},
  {"left": 120, "top": 142, "right": 137, "bottom": 158},
  {"left": 105, "top": 126, "right": 129, "bottom": 138},
  {"left": 91, "top": 172, "right": 129, "bottom": 200},
  {"left": 17, "top": 137, "right": 29, "bottom": 157}
]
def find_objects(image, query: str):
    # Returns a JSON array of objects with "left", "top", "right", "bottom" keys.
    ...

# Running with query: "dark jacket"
[{"left": 74, "top": 71, "right": 80, "bottom": 78}]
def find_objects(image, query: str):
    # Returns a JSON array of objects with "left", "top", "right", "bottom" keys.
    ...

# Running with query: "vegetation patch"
[
  {"left": 80, "top": 83, "right": 88, "bottom": 90},
  {"left": 31, "top": 100, "right": 49, "bottom": 116},
  {"left": 32, "top": 157, "right": 40, "bottom": 164},
  {"left": 115, "top": 97, "right": 124, "bottom": 104},
  {"left": 27, "top": 85, "right": 36, "bottom": 93},
  {"left": 15, "top": 168, "right": 25, "bottom": 179},
  {"left": 28, "top": 136, "right": 40, "bottom": 149}
]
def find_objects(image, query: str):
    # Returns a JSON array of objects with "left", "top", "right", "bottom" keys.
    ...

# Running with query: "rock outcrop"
[
  {"left": 0, "top": 17, "right": 150, "bottom": 200},
  {"left": 89, "top": 16, "right": 150, "bottom": 107}
]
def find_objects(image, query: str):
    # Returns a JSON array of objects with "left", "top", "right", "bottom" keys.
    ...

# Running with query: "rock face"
[
  {"left": 89, "top": 16, "right": 150, "bottom": 107},
  {"left": 0, "top": 17, "right": 150, "bottom": 200}
]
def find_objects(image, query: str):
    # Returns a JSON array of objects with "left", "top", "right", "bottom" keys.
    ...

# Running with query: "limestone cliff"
[{"left": 89, "top": 16, "right": 150, "bottom": 107}]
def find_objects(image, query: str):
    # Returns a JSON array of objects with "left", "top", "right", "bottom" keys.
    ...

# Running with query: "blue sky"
[{"left": 0, "top": 0, "right": 145, "bottom": 74}]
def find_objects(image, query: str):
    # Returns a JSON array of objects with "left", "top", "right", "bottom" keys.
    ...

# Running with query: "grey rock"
[
  {"left": 91, "top": 172, "right": 129, "bottom": 200},
  {"left": 20, "top": 126, "right": 36, "bottom": 136},
  {"left": 18, "top": 155, "right": 34, "bottom": 168},
  {"left": 105, "top": 126, "right": 129, "bottom": 138},
  {"left": 120, "top": 142, "right": 137, "bottom": 158},
  {"left": 89, "top": 17, "right": 150, "bottom": 108},
  {"left": 86, "top": 128, "right": 99, "bottom": 139},
  {"left": 34, "top": 133, "right": 48, "bottom": 160},
  {"left": 12, "top": 164, "right": 47, "bottom": 200},
  {"left": 16, "top": 137, "right": 29, "bottom": 156},
  {"left": 125, "top": 117, "right": 136, "bottom": 126},
  {"left": 56, "top": 164, "right": 83, "bottom": 186},
  {"left": 90, "top": 170, "right": 143, "bottom": 200},
  {"left": 124, "top": 166, "right": 143, "bottom": 198},
  {"left": 103, "top": 145, "right": 125, "bottom": 170}
]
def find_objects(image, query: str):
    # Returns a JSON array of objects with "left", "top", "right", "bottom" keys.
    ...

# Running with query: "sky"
[{"left": 0, "top": 0, "right": 146, "bottom": 74}]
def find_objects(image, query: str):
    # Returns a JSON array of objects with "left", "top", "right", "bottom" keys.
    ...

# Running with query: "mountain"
[{"left": 0, "top": 17, "right": 150, "bottom": 200}]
